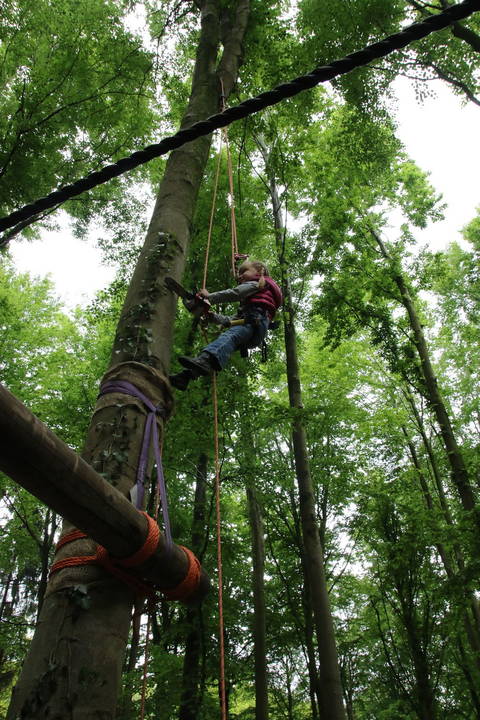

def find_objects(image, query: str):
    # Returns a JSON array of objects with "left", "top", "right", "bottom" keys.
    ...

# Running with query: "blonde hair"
[{"left": 239, "top": 260, "right": 269, "bottom": 288}]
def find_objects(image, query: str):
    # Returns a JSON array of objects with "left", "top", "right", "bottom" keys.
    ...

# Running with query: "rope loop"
[
  {"left": 49, "top": 514, "right": 201, "bottom": 603},
  {"left": 162, "top": 546, "right": 202, "bottom": 602},
  {"left": 98, "top": 379, "right": 173, "bottom": 547},
  {"left": 118, "top": 512, "right": 160, "bottom": 568}
]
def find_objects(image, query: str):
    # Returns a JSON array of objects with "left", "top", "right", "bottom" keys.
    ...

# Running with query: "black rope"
[{"left": 1, "top": 0, "right": 479, "bottom": 242}]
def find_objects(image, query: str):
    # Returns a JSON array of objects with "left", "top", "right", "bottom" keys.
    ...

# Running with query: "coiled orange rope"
[{"left": 50, "top": 512, "right": 201, "bottom": 603}]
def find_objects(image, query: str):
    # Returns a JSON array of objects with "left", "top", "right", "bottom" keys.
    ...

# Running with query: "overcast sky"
[{"left": 9, "top": 76, "right": 480, "bottom": 308}]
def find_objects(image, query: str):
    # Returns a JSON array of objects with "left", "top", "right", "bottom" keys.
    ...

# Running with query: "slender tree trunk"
[
  {"left": 404, "top": 392, "right": 454, "bottom": 523},
  {"left": 289, "top": 496, "right": 321, "bottom": 719},
  {"left": 246, "top": 481, "right": 269, "bottom": 720},
  {"left": 179, "top": 453, "right": 208, "bottom": 720},
  {"left": 117, "top": 598, "right": 143, "bottom": 720},
  {"left": 0, "top": 568, "right": 13, "bottom": 623},
  {"left": 458, "top": 639, "right": 480, "bottom": 719},
  {"left": 36, "top": 509, "right": 58, "bottom": 622},
  {"left": 7, "top": 4, "right": 250, "bottom": 719},
  {"left": 258, "top": 136, "right": 346, "bottom": 720},
  {"left": 402, "top": 425, "right": 455, "bottom": 572},
  {"left": 397, "top": 598, "right": 438, "bottom": 720},
  {"left": 301, "top": 557, "right": 321, "bottom": 720},
  {"left": 373, "top": 231, "right": 479, "bottom": 533},
  {"left": 398, "top": 274, "right": 477, "bottom": 517}
]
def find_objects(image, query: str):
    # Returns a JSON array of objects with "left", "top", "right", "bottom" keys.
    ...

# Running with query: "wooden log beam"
[{"left": 0, "top": 383, "right": 209, "bottom": 603}]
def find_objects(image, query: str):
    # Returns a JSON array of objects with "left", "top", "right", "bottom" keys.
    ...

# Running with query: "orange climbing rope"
[
  {"left": 224, "top": 129, "right": 240, "bottom": 277},
  {"left": 50, "top": 511, "right": 201, "bottom": 602},
  {"left": 50, "top": 512, "right": 159, "bottom": 597},
  {"left": 202, "top": 133, "right": 224, "bottom": 290},
  {"left": 200, "top": 95, "right": 243, "bottom": 718}
]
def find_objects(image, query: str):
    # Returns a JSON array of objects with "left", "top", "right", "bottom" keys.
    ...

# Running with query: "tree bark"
[
  {"left": 246, "top": 481, "right": 269, "bottom": 720},
  {"left": 36, "top": 510, "right": 58, "bottom": 621},
  {"left": 111, "top": 0, "right": 250, "bottom": 374},
  {"left": 7, "top": 2, "right": 250, "bottom": 718},
  {"left": 178, "top": 453, "right": 208, "bottom": 720}
]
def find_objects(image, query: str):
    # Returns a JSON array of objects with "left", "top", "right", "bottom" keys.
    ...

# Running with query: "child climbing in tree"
[{"left": 170, "top": 261, "right": 282, "bottom": 391}]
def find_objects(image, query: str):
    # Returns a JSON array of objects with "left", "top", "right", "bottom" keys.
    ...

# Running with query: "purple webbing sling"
[{"left": 99, "top": 380, "right": 172, "bottom": 547}]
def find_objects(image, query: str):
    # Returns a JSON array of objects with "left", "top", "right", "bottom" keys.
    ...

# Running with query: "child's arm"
[{"left": 205, "top": 281, "right": 259, "bottom": 305}]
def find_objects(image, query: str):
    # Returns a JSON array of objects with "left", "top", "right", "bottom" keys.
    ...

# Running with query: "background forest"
[{"left": 1, "top": 1, "right": 480, "bottom": 718}]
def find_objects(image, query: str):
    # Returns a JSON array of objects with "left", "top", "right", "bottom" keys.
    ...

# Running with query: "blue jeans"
[{"left": 203, "top": 314, "right": 269, "bottom": 369}]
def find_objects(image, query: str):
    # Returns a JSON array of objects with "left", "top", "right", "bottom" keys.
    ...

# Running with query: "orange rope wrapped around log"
[{"left": 50, "top": 512, "right": 201, "bottom": 603}]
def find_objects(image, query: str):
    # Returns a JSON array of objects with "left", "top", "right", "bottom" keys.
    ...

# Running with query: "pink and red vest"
[{"left": 245, "top": 276, "right": 283, "bottom": 318}]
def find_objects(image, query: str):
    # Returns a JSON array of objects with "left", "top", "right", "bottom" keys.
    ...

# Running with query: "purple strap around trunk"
[{"left": 99, "top": 380, "right": 172, "bottom": 547}]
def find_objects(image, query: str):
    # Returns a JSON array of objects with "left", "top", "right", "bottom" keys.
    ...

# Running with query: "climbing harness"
[{"left": 1, "top": 0, "right": 478, "bottom": 241}]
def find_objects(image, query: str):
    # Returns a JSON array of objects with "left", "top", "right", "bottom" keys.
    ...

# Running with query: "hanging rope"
[
  {"left": 224, "top": 129, "right": 240, "bottom": 279},
  {"left": 1, "top": 0, "right": 478, "bottom": 241},
  {"left": 199, "top": 110, "right": 236, "bottom": 720},
  {"left": 139, "top": 462, "right": 162, "bottom": 720},
  {"left": 212, "top": 373, "right": 227, "bottom": 720},
  {"left": 198, "top": 322, "right": 228, "bottom": 720},
  {"left": 203, "top": 133, "right": 225, "bottom": 290}
]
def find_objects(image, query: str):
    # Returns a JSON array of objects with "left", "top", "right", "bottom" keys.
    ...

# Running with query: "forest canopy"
[{"left": 1, "top": 1, "right": 480, "bottom": 719}]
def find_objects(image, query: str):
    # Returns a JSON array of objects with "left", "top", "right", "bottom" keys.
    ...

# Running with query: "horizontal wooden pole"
[{"left": 0, "top": 383, "right": 209, "bottom": 603}]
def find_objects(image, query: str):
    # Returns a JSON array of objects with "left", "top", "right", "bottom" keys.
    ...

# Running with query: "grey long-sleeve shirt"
[
  {"left": 206, "top": 281, "right": 260, "bottom": 326},
  {"left": 207, "top": 281, "right": 259, "bottom": 306}
]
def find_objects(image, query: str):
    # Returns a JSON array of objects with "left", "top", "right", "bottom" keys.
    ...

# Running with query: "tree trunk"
[
  {"left": 258, "top": 136, "right": 346, "bottom": 720},
  {"left": 179, "top": 453, "right": 208, "bottom": 720},
  {"left": 398, "top": 598, "right": 438, "bottom": 720},
  {"left": 36, "top": 509, "right": 58, "bottom": 622},
  {"left": 300, "top": 551, "right": 321, "bottom": 720},
  {"left": 7, "top": 3, "right": 250, "bottom": 719},
  {"left": 403, "top": 423, "right": 480, "bottom": 668},
  {"left": 0, "top": 569, "right": 13, "bottom": 623},
  {"left": 397, "top": 274, "right": 477, "bottom": 518},
  {"left": 373, "top": 231, "right": 479, "bottom": 533},
  {"left": 246, "top": 481, "right": 269, "bottom": 720}
]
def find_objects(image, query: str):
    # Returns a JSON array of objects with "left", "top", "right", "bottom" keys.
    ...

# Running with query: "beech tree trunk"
[
  {"left": 258, "top": 137, "right": 346, "bottom": 720},
  {"left": 7, "top": 3, "right": 250, "bottom": 719},
  {"left": 246, "top": 480, "right": 269, "bottom": 720},
  {"left": 403, "top": 422, "right": 480, "bottom": 684},
  {"left": 36, "top": 510, "right": 58, "bottom": 622},
  {"left": 178, "top": 453, "right": 208, "bottom": 720},
  {"left": 373, "top": 231, "right": 479, "bottom": 535}
]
